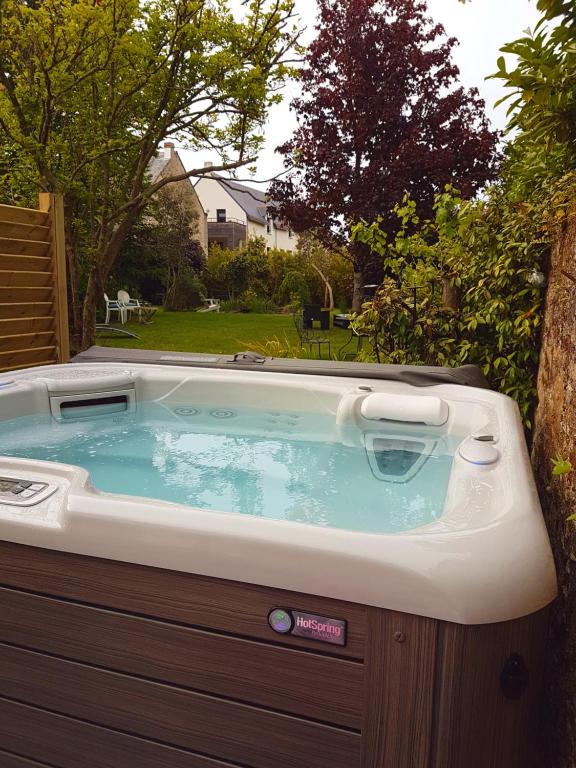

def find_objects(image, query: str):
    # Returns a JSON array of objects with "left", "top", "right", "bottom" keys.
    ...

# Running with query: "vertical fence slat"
[{"left": 38, "top": 193, "right": 70, "bottom": 363}]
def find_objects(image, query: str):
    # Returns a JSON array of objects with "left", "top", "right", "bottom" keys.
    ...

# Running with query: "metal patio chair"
[{"left": 293, "top": 311, "right": 331, "bottom": 359}]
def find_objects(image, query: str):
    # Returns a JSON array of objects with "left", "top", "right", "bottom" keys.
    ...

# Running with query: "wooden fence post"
[{"left": 39, "top": 193, "right": 70, "bottom": 362}]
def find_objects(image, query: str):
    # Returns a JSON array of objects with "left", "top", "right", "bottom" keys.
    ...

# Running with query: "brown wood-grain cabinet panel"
[
  {"left": 0, "top": 697, "right": 245, "bottom": 768},
  {"left": 0, "top": 751, "right": 52, "bottom": 768},
  {"left": 0, "top": 542, "right": 366, "bottom": 658},
  {"left": 0, "top": 644, "right": 361, "bottom": 768},
  {"left": 432, "top": 609, "right": 549, "bottom": 768},
  {"left": 361, "top": 608, "right": 437, "bottom": 768},
  {"left": 0, "top": 587, "right": 363, "bottom": 728}
]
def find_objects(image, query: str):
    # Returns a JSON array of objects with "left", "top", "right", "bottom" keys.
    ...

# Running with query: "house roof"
[
  {"left": 210, "top": 175, "right": 288, "bottom": 230},
  {"left": 146, "top": 150, "right": 208, "bottom": 220},
  {"left": 214, "top": 177, "right": 267, "bottom": 225},
  {"left": 147, "top": 154, "right": 171, "bottom": 182}
]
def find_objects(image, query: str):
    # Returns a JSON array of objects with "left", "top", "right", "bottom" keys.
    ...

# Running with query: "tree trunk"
[
  {"left": 350, "top": 238, "right": 373, "bottom": 313},
  {"left": 352, "top": 270, "right": 365, "bottom": 313},
  {"left": 532, "top": 219, "right": 576, "bottom": 768},
  {"left": 81, "top": 268, "right": 101, "bottom": 349},
  {"left": 441, "top": 276, "right": 460, "bottom": 310},
  {"left": 79, "top": 208, "right": 144, "bottom": 350},
  {"left": 64, "top": 200, "right": 82, "bottom": 351}
]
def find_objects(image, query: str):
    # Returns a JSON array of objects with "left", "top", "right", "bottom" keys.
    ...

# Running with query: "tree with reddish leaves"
[{"left": 270, "top": 0, "right": 499, "bottom": 311}]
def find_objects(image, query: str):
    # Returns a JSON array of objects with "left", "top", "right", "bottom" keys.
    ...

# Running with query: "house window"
[{"left": 216, "top": 209, "right": 226, "bottom": 223}]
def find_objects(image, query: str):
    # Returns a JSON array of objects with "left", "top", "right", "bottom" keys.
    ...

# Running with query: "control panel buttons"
[{"left": 0, "top": 477, "right": 56, "bottom": 506}]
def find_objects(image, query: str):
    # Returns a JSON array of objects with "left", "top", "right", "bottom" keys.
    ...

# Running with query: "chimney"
[{"left": 163, "top": 141, "right": 174, "bottom": 159}]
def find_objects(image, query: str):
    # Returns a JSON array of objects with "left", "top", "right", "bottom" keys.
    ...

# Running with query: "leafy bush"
[
  {"left": 276, "top": 269, "right": 311, "bottom": 305},
  {"left": 221, "top": 290, "right": 277, "bottom": 313},
  {"left": 164, "top": 267, "right": 205, "bottom": 312},
  {"left": 351, "top": 185, "right": 551, "bottom": 424}
]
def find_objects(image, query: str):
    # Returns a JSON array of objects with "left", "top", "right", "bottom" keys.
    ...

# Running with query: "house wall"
[
  {"left": 269, "top": 225, "right": 297, "bottom": 252},
  {"left": 247, "top": 220, "right": 266, "bottom": 241},
  {"left": 196, "top": 176, "right": 298, "bottom": 253},
  {"left": 159, "top": 153, "right": 208, "bottom": 254},
  {"left": 195, "top": 177, "right": 247, "bottom": 226},
  {"left": 248, "top": 221, "right": 297, "bottom": 252}
]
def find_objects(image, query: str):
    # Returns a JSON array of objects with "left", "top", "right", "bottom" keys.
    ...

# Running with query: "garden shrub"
[
  {"left": 276, "top": 269, "right": 311, "bottom": 306},
  {"left": 351, "top": 184, "right": 552, "bottom": 424}
]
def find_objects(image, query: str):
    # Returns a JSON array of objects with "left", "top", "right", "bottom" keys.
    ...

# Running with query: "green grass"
[{"left": 97, "top": 309, "right": 353, "bottom": 358}]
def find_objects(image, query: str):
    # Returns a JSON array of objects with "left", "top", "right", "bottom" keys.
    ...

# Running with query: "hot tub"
[{"left": 0, "top": 350, "right": 556, "bottom": 768}]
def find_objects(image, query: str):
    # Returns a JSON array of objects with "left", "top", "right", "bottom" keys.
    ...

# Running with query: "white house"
[{"left": 195, "top": 168, "right": 298, "bottom": 252}]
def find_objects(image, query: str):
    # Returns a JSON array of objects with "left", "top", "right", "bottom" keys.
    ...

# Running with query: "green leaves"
[
  {"left": 349, "top": 177, "right": 552, "bottom": 422},
  {"left": 552, "top": 456, "right": 573, "bottom": 477},
  {"left": 491, "top": 9, "right": 576, "bottom": 153}
]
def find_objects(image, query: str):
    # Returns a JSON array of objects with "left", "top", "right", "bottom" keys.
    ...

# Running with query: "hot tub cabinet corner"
[{"left": 0, "top": 541, "right": 548, "bottom": 768}]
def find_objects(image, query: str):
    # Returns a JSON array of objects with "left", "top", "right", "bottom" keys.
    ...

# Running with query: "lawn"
[{"left": 97, "top": 309, "right": 353, "bottom": 358}]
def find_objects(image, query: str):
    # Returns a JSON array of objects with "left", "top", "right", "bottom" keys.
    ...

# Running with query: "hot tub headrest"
[
  {"left": 21, "top": 367, "right": 135, "bottom": 395},
  {"left": 360, "top": 393, "right": 449, "bottom": 426}
]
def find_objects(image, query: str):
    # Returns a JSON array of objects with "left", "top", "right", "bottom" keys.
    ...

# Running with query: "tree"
[
  {"left": 492, "top": 1, "right": 576, "bottom": 154},
  {"left": 114, "top": 187, "right": 206, "bottom": 310},
  {"left": 0, "top": 0, "right": 298, "bottom": 347},
  {"left": 270, "top": 0, "right": 499, "bottom": 311}
]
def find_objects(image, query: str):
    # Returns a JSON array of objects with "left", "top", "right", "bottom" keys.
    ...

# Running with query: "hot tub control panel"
[{"left": 0, "top": 477, "right": 57, "bottom": 506}]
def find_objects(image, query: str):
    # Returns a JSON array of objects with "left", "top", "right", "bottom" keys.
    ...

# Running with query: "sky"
[{"left": 180, "top": 0, "right": 541, "bottom": 186}]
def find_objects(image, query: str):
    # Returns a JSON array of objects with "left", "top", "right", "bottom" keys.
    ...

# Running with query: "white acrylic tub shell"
[{"left": 0, "top": 362, "right": 557, "bottom": 625}]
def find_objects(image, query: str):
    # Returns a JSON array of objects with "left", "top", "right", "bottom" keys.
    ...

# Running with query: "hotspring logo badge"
[{"left": 268, "top": 608, "right": 347, "bottom": 647}]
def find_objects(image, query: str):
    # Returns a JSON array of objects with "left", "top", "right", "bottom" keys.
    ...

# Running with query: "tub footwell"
[{"left": 0, "top": 540, "right": 547, "bottom": 768}]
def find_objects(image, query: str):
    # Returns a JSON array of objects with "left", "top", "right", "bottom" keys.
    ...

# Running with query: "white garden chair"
[
  {"left": 104, "top": 293, "right": 126, "bottom": 324},
  {"left": 197, "top": 297, "right": 220, "bottom": 313},
  {"left": 117, "top": 290, "right": 157, "bottom": 323},
  {"left": 117, "top": 290, "right": 142, "bottom": 322}
]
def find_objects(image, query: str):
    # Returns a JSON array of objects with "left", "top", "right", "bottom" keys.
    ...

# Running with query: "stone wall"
[{"left": 532, "top": 218, "right": 576, "bottom": 767}]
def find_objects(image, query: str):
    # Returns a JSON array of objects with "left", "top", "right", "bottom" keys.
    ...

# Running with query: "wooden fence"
[{"left": 0, "top": 193, "right": 69, "bottom": 373}]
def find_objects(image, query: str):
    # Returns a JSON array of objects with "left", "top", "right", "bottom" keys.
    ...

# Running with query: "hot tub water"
[{"left": 0, "top": 402, "right": 457, "bottom": 534}]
